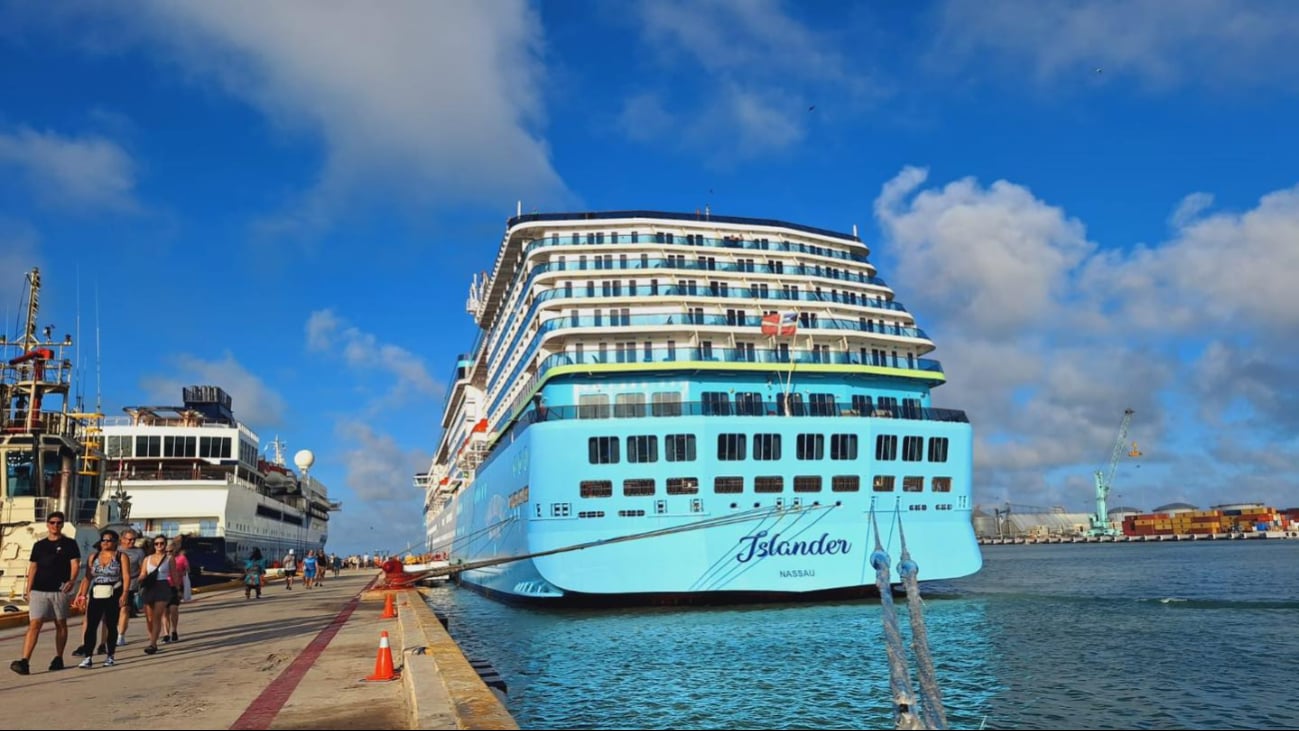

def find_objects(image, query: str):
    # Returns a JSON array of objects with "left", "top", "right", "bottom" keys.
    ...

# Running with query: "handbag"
[{"left": 141, "top": 566, "right": 159, "bottom": 590}]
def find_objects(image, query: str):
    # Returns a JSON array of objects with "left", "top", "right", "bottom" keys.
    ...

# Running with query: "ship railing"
[
  {"left": 0, "top": 411, "right": 77, "bottom": 438},
  {"left": 497, "top": 343, "right": 944, "bottom": 419},
  {"left": 520, "top": 400, "right": 968, "bottom": 425},
  {"left": 485, "top": 276, "right": 911, "bottom": 376},
  {"left": 507, "top": 211, "right": 865, "bottom": 258}
]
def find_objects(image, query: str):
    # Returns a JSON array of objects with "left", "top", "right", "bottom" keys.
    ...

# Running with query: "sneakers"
[
  {"left": 117, "top": 635, "right": 128, "bottom": 646},
  {"left": 9, "top": 659, "right": 29, "bottom": 675},
  {"left": 78, "top": 657, "right": 93, "bottom": 669},
  {"left": 48, "top": 657, "right": 64, "bottom": 671},
  {"left": 170, "top": 631, "right": 179, "bottom": 643},
  {"left": 71, "top": 645, "right": 88, "bottom": 657},
  {"left": 161, "top": 635, "right": 170, "bottom": 644},
  {"left": 103, "top": 656, "right": 116, "bottom": 667}
]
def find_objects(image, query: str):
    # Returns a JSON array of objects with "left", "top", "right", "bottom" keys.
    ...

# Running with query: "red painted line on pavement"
[{"left": 229, "top": 577, "right": 382, "bottom": 730}]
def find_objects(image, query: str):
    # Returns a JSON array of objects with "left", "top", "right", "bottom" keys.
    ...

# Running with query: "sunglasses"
[
  {"left": 47, "top": 520, "right": 64, "bottom": 525},
  {"left": 154, "top": 542, "right": 167, "bottom": 547}
]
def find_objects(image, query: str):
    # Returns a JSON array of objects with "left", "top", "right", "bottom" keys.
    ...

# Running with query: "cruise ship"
[
  {"left": 101, "top": 386, "right": 339, "bottom": 572},
  {"left": 416, "top": 210, "right": 981, "bottom": 604}
]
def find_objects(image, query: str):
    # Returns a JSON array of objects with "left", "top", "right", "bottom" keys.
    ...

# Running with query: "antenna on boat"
[
  {"left": 517, "top": 200, "right": 522, "bottom": 217},
  {"left": 852, "top": 224, "right": 858, "bottom": 238}
]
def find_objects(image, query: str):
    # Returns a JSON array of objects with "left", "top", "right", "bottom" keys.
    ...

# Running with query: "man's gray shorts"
[{"left": 28, "top": 590, "right": 69, "bottom": 621}]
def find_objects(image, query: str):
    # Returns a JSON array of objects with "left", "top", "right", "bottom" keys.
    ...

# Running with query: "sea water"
[{"left": 423, "top": 540, "right": 1299, "bottom": 729}]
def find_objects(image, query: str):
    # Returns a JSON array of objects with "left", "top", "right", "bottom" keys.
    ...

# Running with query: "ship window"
[
  {"left": 872, "top": 475, "right": 895, "bottom": 492},
  {"left": 578, "top": 511, "right": 605, "bottom": 519},
  {"left": 626, "top": 435, "right": 658, "bottom": 463},
  {"left": 875, "top": 434, "right": 897, "bottom": 461},
  {"left": 796, "top": 434, "right": 823, "bottom": 460},
  {"left": 701, "top": 391, "right": 730, "bottom": 416},
  {"left": 902, "top": 398, "right": 922, "bottom": 419},
  {"left": 753, "top": 433, "right": 780, "bottom": 460},
  {"left": 164, "top": 436, "right": 196, "bottom": 458},
  {"left": 665, "top": 434, "right": 696, "bottom": 462},
  {"left": 877, "top": 396, "right": 898, "bottom": 414},
  {"left": 927, "top": 437, "right": 949, "bottom": 463},
  {"left": 666, "top": 477, "right": 699, "bottom": 495},
  {"left": 631, "top": 231, "right": 639, "bottom": 243},
  {"left": 851, "top": 395, "right": 873, "bottom": 415},
  {"left": 903, "top": 476, "right": 924, "bottom": 492},
  {"left": 5, "top": 450, "right": 36, "bottom": 497},
  {"left": 808, "top": 393, "right": 836, "bottom": 416},
  {"left": 578, "top": 394, "right": 610, "bottom": 419},
  {"left": 776, "top": 393, "right": 805, "bottom": 416},
  {"left": 902, "top": 436, "right": 924, "bottom": 462},
  {"left": 651, "top": 391, "right": 682, "bottom": 416},
  {"left": 754, "top": 476, "right": 783, "bottom": 493},
  {"left": 713, "top": 476, "right": 743, "bottom": 493},
  {"left": 734, "top": 392, "right": 763, "bottom": 415},
  {"left": 588, "top": 437, "right": 619, "bottom": 464},
  {"left": 107, "top": 435, "right": 133, "bottom": 458},
  {"left": 614, "top": 393, "right": 647, "bottom": 418},
  {"left": 580, "top": 480, "right": 613, "bottom": 498},
  {"left": 831, "top": 475, "right": 860, "bottom": 492},
  {"left": 717, "top": 433, "right": 746, "bottom": 461},
  {"left": 137, "top": 435, "right": 161, "bottom": 458},
  {"left": 830, "top": 434, "right": 857, "bottom": 460},
  {"left": 793, "top": 476, "right": 822, "bottom": 493},
  {"left": 572, "top": 233, "right": 580, "bottom": 245},
  {"left": 932, "top": 477, "right": 952, "bottom": 493},
  {"left": 623, "top": 479, "right": 655, "bottom": 497}
]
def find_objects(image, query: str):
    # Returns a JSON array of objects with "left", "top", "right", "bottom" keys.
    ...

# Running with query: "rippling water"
[{"left": 424, "top": 541, "right": 1299, "bottom": 729}]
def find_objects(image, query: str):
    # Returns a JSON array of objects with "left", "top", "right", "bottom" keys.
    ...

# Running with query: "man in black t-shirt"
[{"left": 10, "top": 511, "right": 81, "bottom": 675}]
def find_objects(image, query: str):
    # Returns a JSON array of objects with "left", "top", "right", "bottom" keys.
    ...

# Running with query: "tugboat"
[{"left": 0, "top": 267, "right": 125, "bottom": 612}]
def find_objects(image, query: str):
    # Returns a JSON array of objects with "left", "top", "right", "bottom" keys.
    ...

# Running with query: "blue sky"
[{"left": 3, "top": 1, "right": 1298, "bottom": 555}]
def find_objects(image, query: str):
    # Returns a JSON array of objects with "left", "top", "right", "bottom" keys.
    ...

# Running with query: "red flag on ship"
[{"left": 760, "top": 312, "right": 797, "bottom": 336}]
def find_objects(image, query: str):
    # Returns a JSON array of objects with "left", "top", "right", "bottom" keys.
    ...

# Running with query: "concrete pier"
[{"left": 0, "top": 571, "right": 517, "bottom": 730}]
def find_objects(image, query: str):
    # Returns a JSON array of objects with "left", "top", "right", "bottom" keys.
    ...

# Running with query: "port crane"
[{"left": 1089, "top": 408, "right": 1134, "bottom": 537}]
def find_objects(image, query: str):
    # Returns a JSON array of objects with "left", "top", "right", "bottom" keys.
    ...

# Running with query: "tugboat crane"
[{"left": 1089, "top": 408, "right": 1134, "bottom": 537}]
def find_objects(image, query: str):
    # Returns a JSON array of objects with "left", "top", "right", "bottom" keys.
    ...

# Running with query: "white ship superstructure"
[{"left": 102, "top": 385, "right": 339, "bottom": 570}]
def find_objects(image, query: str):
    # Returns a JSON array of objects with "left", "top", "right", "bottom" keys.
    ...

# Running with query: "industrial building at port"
[{"left": 973, "top": 502, "right": 1299, "bottom": 541}]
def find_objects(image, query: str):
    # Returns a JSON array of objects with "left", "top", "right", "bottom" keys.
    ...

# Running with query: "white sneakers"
[
  {"left": 103, "top": 657, "right": 116, "bottom": 667},
  {"left": 78, "top": 657, "right": 93, "bottom": 669}
]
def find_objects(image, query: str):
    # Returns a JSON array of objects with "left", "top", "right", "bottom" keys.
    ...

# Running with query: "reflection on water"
[
  {"left": 427, "top": 588, "right": 998, "bottom": 730},
  {"left": 426, "top": 541, "right": 1299, "bottom": 730}
]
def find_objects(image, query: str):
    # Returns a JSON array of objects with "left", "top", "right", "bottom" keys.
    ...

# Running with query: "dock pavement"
[{"left": 0, "top": 570, "right": 518, "bottom": 730}]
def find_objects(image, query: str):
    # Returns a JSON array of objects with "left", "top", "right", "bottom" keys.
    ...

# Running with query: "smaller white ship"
[{"left": 101, "top": 386, "right": 340, "bottom": 572}]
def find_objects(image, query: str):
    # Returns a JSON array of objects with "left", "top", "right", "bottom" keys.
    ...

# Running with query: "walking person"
[
  {"left": 281, "top": 549, "right": 297, "bottom": 590},
  {"left": 10, "top": 511, "right": 81, "bottom": 675},
  {"left": 138, "top": 535, "right": 177, "bottom": 655},
  {"left": 73, "top": 529, "right": 130, "bottom": 668},
  {"left": 116, "top": 529, "right": 145, "bottom": 646},
  {"left": 302, "top": 550, "right": 318, "bottom": 589},
  {"left": 243, "top": 548, "right": 266, "bottom": 599},
  {"left": 163, "top": 541, "right": 189, "bottom": 644}
]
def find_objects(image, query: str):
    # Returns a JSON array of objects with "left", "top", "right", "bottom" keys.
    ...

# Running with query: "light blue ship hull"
[{"left": 449, "top": 413, "right": 980, "bottom": 604}]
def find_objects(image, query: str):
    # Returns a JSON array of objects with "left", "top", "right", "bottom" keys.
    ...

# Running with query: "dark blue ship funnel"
[{"left": 182, "top": 385, "right": 236, "bottom": 424}]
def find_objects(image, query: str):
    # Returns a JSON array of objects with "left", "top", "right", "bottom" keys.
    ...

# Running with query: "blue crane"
[{"left": 1089, "top": 408, "right": 1134, "bottom": 537}]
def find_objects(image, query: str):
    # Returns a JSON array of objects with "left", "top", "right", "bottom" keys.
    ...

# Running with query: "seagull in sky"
[{"left": 808, "top": 105, "right": 816, "bottom": 111}]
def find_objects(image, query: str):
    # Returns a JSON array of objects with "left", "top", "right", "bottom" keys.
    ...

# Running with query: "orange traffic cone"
[
  {"left": 380, "top": 592, "right": 397, "bottom": 619},
  {"left": 364, "top": 630, "right": 400, "bottom": 682}
]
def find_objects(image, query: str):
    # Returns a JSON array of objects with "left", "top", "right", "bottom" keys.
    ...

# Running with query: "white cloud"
[
  {"left": 623, "top": 0, "right": 877, "bottom": 161},
  {"left": 1169, "top": 192, "right": 1213, "bottom": 229},
  {"left": 875, "top": 166, "right": 1094, "bottom": 337},
  {"left": 306, "top": 308, "right": 440, "bottom": 401},
  {"left": 873, "top": 167, "right": 1299, "bottom": 510},
  {"left": 92, "top": 1, "right": 569, "bottom": 229},
  {"left": 139, "top": 353, "right": 287, "bottom": 429},
  {"left": 0, "top": 127, "right": 140, "bottom": 213},
  {"left": 933, "top": 0, "right": 1299, "bottom": 90},
  {"left": 335, "top": 421, "right": 429, "bottom": 504}
]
